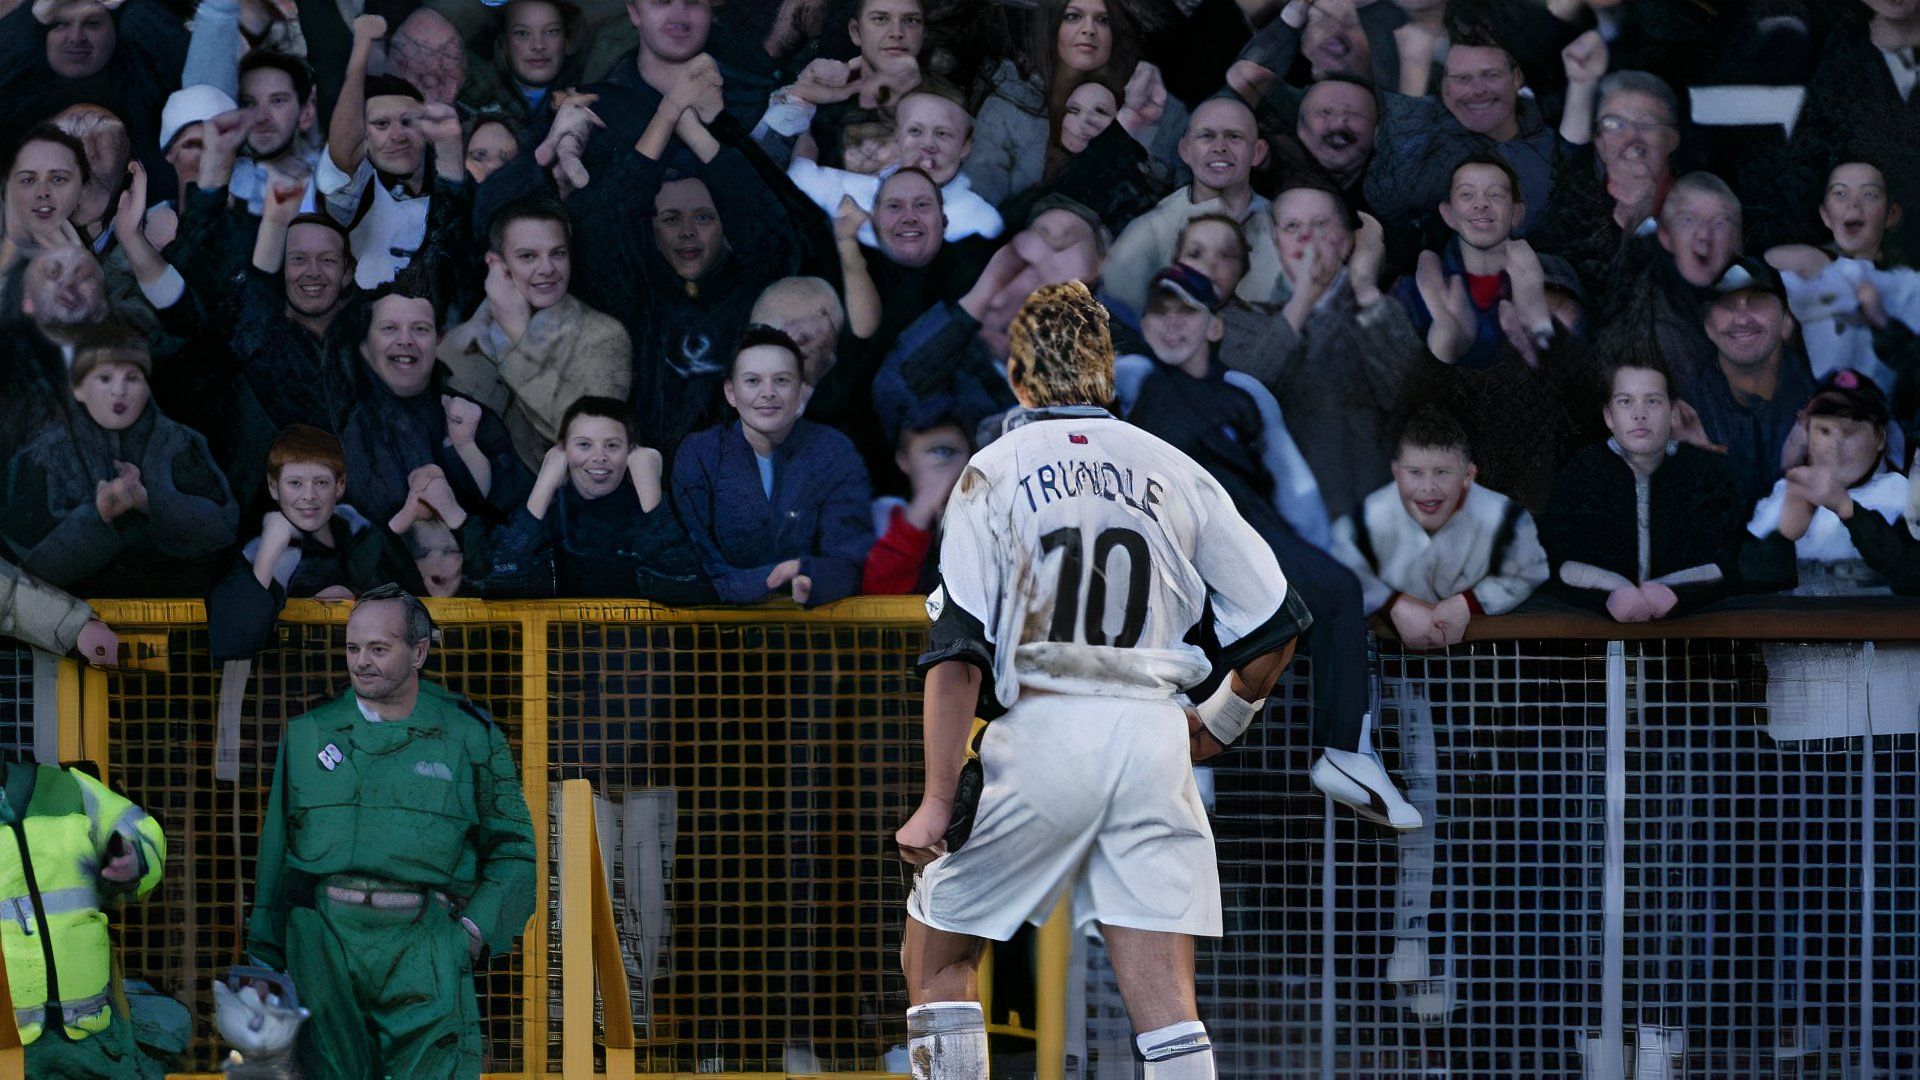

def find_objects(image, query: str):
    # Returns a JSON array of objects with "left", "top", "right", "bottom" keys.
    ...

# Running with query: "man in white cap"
[{"left": 158, "top": 83, "right": 238, "bottom": 224}]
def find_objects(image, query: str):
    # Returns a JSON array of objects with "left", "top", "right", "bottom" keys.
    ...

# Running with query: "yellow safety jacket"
[{"left": 0, "top": 760, "right": 165, "bottom": 1045}]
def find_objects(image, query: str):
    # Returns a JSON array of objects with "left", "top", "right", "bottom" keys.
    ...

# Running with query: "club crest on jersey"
[{"left": 1068, "top": 433, "right": 1088, "bottom": 444}]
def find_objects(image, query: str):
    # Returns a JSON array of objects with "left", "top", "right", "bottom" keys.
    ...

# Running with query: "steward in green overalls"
[
  {"left": 0, "top": 755, "right": 167, "bottom": 1080},
  {"left": 244, "top": 585, "right": 536, "bottom": 1080}
]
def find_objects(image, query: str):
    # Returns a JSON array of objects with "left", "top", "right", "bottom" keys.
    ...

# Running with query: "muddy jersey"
[{"left": 922, "top": 408, "right": 1310, "bottom": 707}]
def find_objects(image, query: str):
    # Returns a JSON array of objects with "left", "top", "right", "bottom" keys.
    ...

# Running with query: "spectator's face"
[
  {"left": 895, "top": 95, "right": 971, "bottom": 187},
  {"left": 852, "top": 0, "right": 924, "bottom": 73},
  {"left": 1301, "top": 4, "right": 1371, "bottom": 79},
  {"left": 1440, "top": 162, "right": 1522, "bottom": 250},
  {"left": 270, "top": 460, "right": 344, "bottom": 532},
  {"left": 407, "top": 522, "right": 464, "bottom": 596},
  {"left": 629, "top": 0, "right": 711, "bottom": 65},
  {"left": 1441, "top": 46, "right": 1520, "bottom": 139},
  {"left": 362, "top": 295, "right": 439, "bottom": 397},
  {"left": 764, "top": 303, "right": 840, "bottom": 384},
  {"left": 68, "top": 119, "right": 129, "bottom": 232},
  {"left": 563, "top": 414, "right": 630, "bottom": 498},
  {"left": 345, "top": 600, "right": 425, "bottom": 698},
  {"left": 1178, "top": 99, "right": 1267, "bottom": 196},
  {"left": 364, "top": 95, "right": 425, "bottom": 178},
  {"left": 873, "top": 170, "right": 944, "bottom": 267},
  {"left": 1391, "top": 444, "right": 1475, "bottom": 533},
  {"left": 1657, "top": 190, "right": 1740, "bottom": 287},
  {"left": 499, "top": 217, "right": 571, "bottom": 310},
  {"left": 1704, "top": 289, "right": 1792, "bottom": 369},
  {"left": 724, "top": 345, "right": 810, "bottom": 443},
  {"left": 895, "top": 423, "right": 968, "bottom": 498},
  {"left": 506, "top": 0, "right": 568, "bottom": 87},
  {"left": 1296, "top": 80, "right": 1376, "bottom": 179},
  {"left": 164, "top": 124, "right": 207, "bottom": 187},
  {"left": 1012, "top": 208, "right": 1102, "bottom": 286},
  {"left": 1176, "top": 219, "right": 1248, "bottom": 302},
  {"left": 1059, "top": 82, "right": 1117, "bottom": 153},
  {"left": 389, "top": 11, "right": 467, "bottom": 106},
  {"left": 1603, "top": 367, "right": 1673, "bottom": 457},
  {"left": 7, "top": 139, "right": 84, "bottom": 236},
  {"left": 240, "top": 66, "right": 313, "bottom": 159},
  {"left": 465, "top": 121, "right": 519, "bottom": 183},
  {"left": 71, "top": 360, "right": 148, "bottom": 430},
  {"left": 1055, "top": 0, "right": 1113, "bottom": 75},
  {"left": 1820, "top": 163, "right": 1899, "bottom": 260},
  {"left": 285, "top": 222, "right": 351, "bottom": 318},
  {"left": 1807, "top": 414, "right": 1885, "bottom": 486},
  {"left": 1140, "top": 294, "right": 1220, "bottom": 369},
  {"left": 1272, "top": 188, "right": 1353, "bottom": 285},
  {"left": 22, "top": 248, "right": 107, "bottom": 327},
  {"left": 653, "top": 177, "right": 724, "bottom": 281},
  {"left": 45, "top": 2, "right": 115, "bottom": 79},
  {"left": 1864, "top": 0, "right": 1919, "bottom": 20},
  {"left": 1594, "top": 88, "right": 1677, "bottom": 185}
]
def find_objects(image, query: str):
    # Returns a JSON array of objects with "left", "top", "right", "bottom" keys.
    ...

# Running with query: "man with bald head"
[{"left": 1104, "top": 96, "right": 1282, "bottom": 319}]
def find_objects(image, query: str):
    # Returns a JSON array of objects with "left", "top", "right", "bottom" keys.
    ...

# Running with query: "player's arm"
[
  {"left": 1187, "top": 638, "right": 1297, "bottom": 762},
  {"left": 1187, "top": 470, "right": 1315, "bottom": 761},
  {"left": 897, "top": 658, "right": 982, "bottom": 866}
]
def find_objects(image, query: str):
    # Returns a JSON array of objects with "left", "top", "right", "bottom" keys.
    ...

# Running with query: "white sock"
[
  {"left": 906, "top": 1001, "right": 987, "bottom": 1080},
  {"left": 1137, "top": 1019, "right": 1215, "bottom": 1078},
  {"left": 1349, "top": 712, "right": 1375, "bottom": 756}
]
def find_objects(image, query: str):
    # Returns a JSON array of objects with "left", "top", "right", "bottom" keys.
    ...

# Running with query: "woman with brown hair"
[{"left": 964, "top": 0, "right": 1187, "bottom": 207}]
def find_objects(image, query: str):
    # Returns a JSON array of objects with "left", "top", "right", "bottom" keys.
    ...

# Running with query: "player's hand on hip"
[{"left": 896, "top": 796, "right": 953, "bottom": 867}]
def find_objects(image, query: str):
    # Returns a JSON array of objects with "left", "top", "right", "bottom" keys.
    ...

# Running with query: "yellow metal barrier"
[{"left": 69, "top": 596, "right": 1060, "bottom": 1079}]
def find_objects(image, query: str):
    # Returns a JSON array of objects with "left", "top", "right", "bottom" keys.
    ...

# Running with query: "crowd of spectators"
[{"left": 2, "top": 0, "right": 1918, "bottom": 680}]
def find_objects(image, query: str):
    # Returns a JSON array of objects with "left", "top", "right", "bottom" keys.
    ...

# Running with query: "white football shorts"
[{"left": 907, "top": 691, "right": 1221, "bottom": 941}]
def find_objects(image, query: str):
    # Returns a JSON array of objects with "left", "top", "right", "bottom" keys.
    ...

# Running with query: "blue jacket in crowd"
[{"left": 670, "top": 419, "right": 874, "bottom": 606}]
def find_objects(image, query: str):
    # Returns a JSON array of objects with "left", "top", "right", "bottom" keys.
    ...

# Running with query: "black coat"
[{"left": 1538, "top": 441, "right": 1745, "bottom": 617}]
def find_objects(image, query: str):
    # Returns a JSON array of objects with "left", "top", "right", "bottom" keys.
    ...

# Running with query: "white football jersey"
[{"left": 926, "top": 409, "right": 1305, "bottom": 707}]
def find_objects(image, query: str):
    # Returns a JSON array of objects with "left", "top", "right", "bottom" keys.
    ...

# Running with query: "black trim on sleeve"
[
  {"left": 1216, "top": 587, "right": 1314, "bottom": 675},
  {"left": 916, "top": 579, "right": 1003, "bottom": 721}
]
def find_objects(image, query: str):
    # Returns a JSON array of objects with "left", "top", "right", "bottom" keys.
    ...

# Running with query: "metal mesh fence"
[
  {"left": 44, "top": 601, "right": 1920, "bottom": 1079},
  {"left": 541, "top": 609, "right": 926, "bottom": 1074},
  {"left": 0, "top": 643, "right": 34, "bottom": 758},
  {"left": 1078, "top": 637, "right": 1917, "bottom": 1080}
]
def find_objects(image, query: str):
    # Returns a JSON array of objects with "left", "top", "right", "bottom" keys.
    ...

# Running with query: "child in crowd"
[
  {"left": 863, "top": 409, "right": 970, "bottom": 595},
  {"left": 672, "top": 327, "right": 874, "bottom": 607},
  {"left": 1539, "top": 356, "right": 1745, "bottom": 621},
  {"left": 1743, "top": 370, "right": 1919, "bottom": 596},
  {"left": 481, "top": 397, "right": 715, "bottom": 602},
  {"left": 3, "top": 324, "right": 237, "bottom": 597},
  {"left": 1330, "top": 408, "right": 1549, "bottom": 649},
  {"left": 206, "top": 425, "right": 415, "bottom": 660},
  {"left": 1172, "top": 212, "right": 1252, "bottom": 315}
]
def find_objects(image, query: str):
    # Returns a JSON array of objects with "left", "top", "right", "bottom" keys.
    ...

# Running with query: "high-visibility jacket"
[{"left": 0, "top": 760, "right": 165, "bottom": 1045}]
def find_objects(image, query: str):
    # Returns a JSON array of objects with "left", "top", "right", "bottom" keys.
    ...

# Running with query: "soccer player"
[{"left": 894, "top": 281, "right": 1311, "bottom": 1079}]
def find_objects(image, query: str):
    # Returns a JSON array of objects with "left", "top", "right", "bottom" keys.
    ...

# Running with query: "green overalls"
[
  {"left": 245, "top": 681, "right": 536, "bottom": 1080},
  {"left": 1, "top": 758, "right": 167, "bottom": 1080}
]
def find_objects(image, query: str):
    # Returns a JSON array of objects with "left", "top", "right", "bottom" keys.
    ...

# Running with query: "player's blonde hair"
[{"left": 1005, "top": 281, "right": 1114, "bottom": 409}]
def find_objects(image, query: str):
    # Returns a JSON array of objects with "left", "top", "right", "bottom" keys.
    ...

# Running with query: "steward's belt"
[{"left": 319, "top": 876, "right": 455, "bottom": 912}]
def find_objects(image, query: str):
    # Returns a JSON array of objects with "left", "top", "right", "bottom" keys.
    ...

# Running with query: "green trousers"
[
  {"left": 287, "top": 891, "right": 483, "bottom": 1080},
  {"left": 24, "top": 1010, "right": 164, "bottom": 1080}
]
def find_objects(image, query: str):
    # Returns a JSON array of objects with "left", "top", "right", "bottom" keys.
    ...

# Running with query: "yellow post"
[
  {"left": 79, "top": 664, "right": 109, "bottom": 782},
  {"left": 559, "top": 779, "right": 595, "bottom": 1078},
  {"left": 54, "top": 657, "right": 80, "bottom": 766},
  {"left": 1035, "top": 895, "right": 1072, "bottom": 1080},
  {"left": 520, "top": 614, "right": 552, "bottom": 1070}
]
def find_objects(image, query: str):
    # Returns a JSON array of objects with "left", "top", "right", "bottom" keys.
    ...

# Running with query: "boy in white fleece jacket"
[{"left": 1331, "top": 407, "right": 1549, "bottom": 649}]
